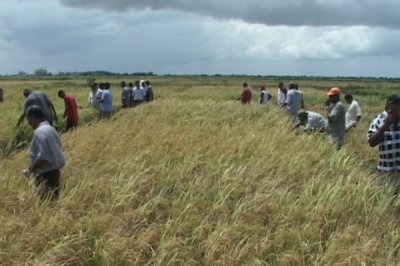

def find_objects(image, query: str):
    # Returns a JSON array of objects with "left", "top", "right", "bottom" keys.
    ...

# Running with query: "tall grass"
[{"left": 0, "top": 76, "right": 399, "bottom": 265}]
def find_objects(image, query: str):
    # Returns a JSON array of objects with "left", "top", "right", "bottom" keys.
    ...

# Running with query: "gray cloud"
[
  {"left": 1, "top": 0, "right": 400, "bottom": 77},
  {"left": 60, "top": 0, "right": 400, "bottom": 29}
]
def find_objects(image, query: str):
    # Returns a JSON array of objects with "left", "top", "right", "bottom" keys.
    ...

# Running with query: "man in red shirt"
[
  {"left": 240, "top": 82, "right": 252, "bottom": 104},
  {"left": 58, "top": 90, "right": 79, "bottom": 132}
]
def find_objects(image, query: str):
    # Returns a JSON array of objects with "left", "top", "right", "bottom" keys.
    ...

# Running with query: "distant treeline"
[{"left": 1, "top": 71, "right": 400, "bottom": 81}]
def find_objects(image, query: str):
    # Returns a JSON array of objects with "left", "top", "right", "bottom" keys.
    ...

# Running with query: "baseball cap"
[{"left": 326, "top": 87, "right": 341, "bottom": 96}]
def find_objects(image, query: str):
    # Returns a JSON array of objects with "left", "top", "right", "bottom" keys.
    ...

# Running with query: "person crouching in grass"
[{"left": 22, "top": 105, "right": 66, "bottom": 200}]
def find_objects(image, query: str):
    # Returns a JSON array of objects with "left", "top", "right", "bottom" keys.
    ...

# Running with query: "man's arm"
[
  {"left": 327, "top": 104, "right": 340, "bottom": 123},
  {"left": 368, "top": 115, "right": 393, "bottom": 147},
  {"left": 16, "top": 113, "right": 25, "bottom": 127},
  {"left": 24, "top": 159, "right": 50, "bottom": 178},
  {"left": 16, "top": 103, "right": 28, "bottom": 127}
]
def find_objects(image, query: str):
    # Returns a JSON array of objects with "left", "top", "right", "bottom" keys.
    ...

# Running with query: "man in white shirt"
[
  {"left": 344, "top": 94, "right": 362, "bottom": 131},
  {"left": 277, "top": 82, "right": 287, "bottom": 106},
  {"left": 23, "top": 105, "right": 66, "bottom": 200},
  {"left": 284, "top": 82, "right": 303, "bottom": 118},
  {"left": 132, "top": 80, "right": 145, "bottom": 106},
  {"left": 292, "top": 110, "right": 327, "bottom": 132},
  {"left": 140, "top": 80, "right": 148, "bottom": 101}
]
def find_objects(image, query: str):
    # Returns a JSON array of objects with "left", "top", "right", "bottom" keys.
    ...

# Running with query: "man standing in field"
[
  {"left": 277, "top": 82, "right": 287, "bottom": 106},
  {"left": 17, "top": 89, "right": 58, "bottom": 127},
  {"left": 120, "top": 81, "right": 130, "bottom": 108},
  {"left": 58, "top": 90, "right": 79, "bottom": 132},
  {"left": 99, "top": 82, "right": 113, "bottom": 119},
  {"left": 132, "top": 80, "right": 145, "bottom": 107},
  {"left": 145, "top": 80, "right": 154, "bottom": 102},
  {"left": 284, "top": 82, "right": 303, "bottom": 118},
  {"left": 367, "top": 95, "right": 400, "bottom": 195},
  {"left": 344, "top": 94, "right": 362, "bottom": 131},
  {"left": 240, "top": 82, "right": 252, "bottom": 104},
  {"left": 325, "top": 87, "right": 346, "bottom": 149},
  {"left": 22, "top": 105, "right": 65, "bottom": 200},
  {"left": 88, "top": 83, "right": 98, "bottom": 108}
]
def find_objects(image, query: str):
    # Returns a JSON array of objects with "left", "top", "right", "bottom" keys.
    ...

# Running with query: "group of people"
[
  {"left": 17, "top": 89, "right": 78, "bottom": 200},
  {"left": 241, "top": 81, "right": 400, "bottom": 194},
  {"left": 17, "top": 79, "right": 156, "bottom": 200},
  {"left": 240, "top": 82, "right": 272, "bottom": 105},
  {"left": 241, "top": 81, "right": 359, "bottom": 150},
  {"left": 87, "top": 79, "right": 154, "bottom": 119},
  {"left": 12, "top": 79, "right": 400, "bottom": 200}
]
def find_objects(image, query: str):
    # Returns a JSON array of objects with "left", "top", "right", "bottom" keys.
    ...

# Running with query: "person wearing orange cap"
[{"left": 325, "top": 87, "right": 346, "bottom": 149}]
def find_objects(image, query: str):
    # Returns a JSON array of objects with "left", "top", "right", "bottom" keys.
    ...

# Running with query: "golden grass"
[{"left": 0, "top": 76, "right": 399, "bottom": 265}]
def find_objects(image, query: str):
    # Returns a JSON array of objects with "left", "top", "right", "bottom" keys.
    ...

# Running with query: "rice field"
[{"left": 0, "top": 76, "right": 399, "bottom": 265}]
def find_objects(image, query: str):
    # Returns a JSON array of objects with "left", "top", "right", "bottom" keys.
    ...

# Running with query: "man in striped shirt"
[{"left": 367, "top": 95, "right": 400, "bottom": 194}]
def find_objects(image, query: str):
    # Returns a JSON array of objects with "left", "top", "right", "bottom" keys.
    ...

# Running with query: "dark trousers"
[
  {"left": 35, "top": 169, "right": 61, "bottom": 200},
  {"left": 66, "top": 118, "right": 77, "bottom": 132}
]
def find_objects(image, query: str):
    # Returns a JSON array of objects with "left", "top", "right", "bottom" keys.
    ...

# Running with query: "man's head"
[
  {"left": 23, "top": 89, "right": 32, "bottom": 98},
  {"left": 288, "top": 82, "right": 296, "bottom": 90},
  {"left": 385, "top": 95, "right": 400, "bottom": 121},
  {"left": 326, "top": 87, "right": 341, "bottom": 103},
  {"left": 243, "top": 82, "right": 248, "bottom": 88},
  {"left": 26, "top": 105, "right": 45, "bottom": 129},
  {"left": 344, "top": 94, "right": 353, "bottom": 104},
  {"left": 297, "top": 110, "right": 308, "bottom": 125},
  {"left": 57, "top": 90, "right": 66, "bottom": 99},
  {"left": 120, "top": 81, "right": 126, "bottom": 88},
  {"left": 278, "top": 82, "right": 284, "bottom": 89}
]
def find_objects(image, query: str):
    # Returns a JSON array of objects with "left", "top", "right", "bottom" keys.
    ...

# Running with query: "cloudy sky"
[{"left": 1, "top": 0, "right": 400, "bottom": 77}]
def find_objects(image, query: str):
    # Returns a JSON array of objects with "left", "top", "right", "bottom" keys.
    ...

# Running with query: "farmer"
[
  {"left": 22, "top": 105, "right": 65, "bottom": 200},
  {"left": 292, "top": 110, "right": 327, "bottom": 132},
  {"left": 17, "top": 89, "right": 58, "bottom": 127},
  {"left": 259, "top": 85, "right": 271, "bottom": 105},
  {"left": 284, "top": 82, "right": 303, "bottom": 118},
  {"left": 99, "top": 82, "right": 113, "bottom": 119},
  {"left": 277, "top": 82, "right": 287, "bottom": 106},
  {"left": 58, "top": 90, "right": 79, "bottom": 132},
  {"left": 120, "top": 81, "right": 130, "bottom": 108},
  {"left": 325, "top": 87, "right": 346, "bottom": 149},
  {"left": 240, "top": 82, "right": 252, "bottom": 104},
  {"left": 344, "top": 94, "right": 362, "bottom": 131},
  {"left": 367, "top": 95, "right": 400, "bottom": 195}
]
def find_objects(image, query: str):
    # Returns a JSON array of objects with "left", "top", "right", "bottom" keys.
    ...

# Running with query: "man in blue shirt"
[{"left": 100, "top": 82, "right": 113, "bottom": 119}]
